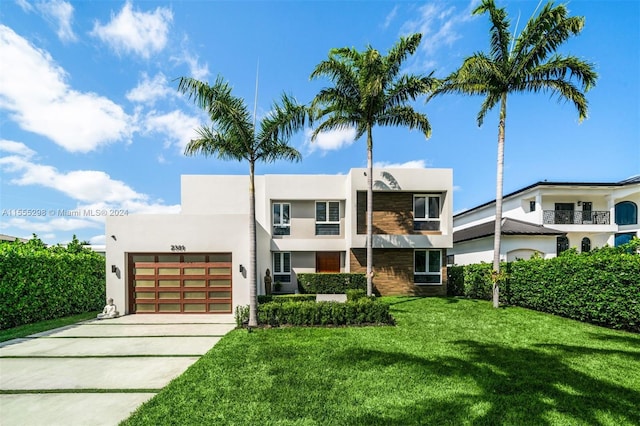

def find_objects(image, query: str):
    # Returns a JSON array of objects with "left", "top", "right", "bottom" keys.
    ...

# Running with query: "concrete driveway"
[{"left": 0, "top": 314, "right": 236, "bottom": 426}]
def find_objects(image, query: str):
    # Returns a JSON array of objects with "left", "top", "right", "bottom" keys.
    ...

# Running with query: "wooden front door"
[{"left": 316, "top": 252, "right": 341, "bottom": 273}]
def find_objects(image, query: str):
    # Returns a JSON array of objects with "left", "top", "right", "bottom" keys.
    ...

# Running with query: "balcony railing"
[{"left": 543, "top": 210, "right": 610, "bottom": 225}]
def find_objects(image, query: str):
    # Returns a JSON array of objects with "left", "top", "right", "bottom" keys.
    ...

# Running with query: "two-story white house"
[
  {"left": 449, "top": 176, "right": 640, "bottom": 265},
  {"left": 106, "top": 168, "right": 453, "bottom": 315}
]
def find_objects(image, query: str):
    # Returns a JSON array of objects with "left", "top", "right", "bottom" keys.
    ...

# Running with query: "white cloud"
[
  {"left": 0, "top": 139, "right": 36, "bottom": 158},
  {"left": 174, "top": 51, "right": 210, "bottom": 80},
  {"left": 91, "top": 1, "right": 173, "bottom": 59},
  {"left": 383, "top": 5, "right": 399, "bottom": 29},
  {"left": 37, "top": 0, "right": 76, "bottom": 42},
  {"left": 0, "top": 151, "right": 180, "bottom": 215},
  {"left": 16, "top": 0, "right": 34, "bottom": 12},
  {"left": 0, "top": 26, "right": 132, "bottom": 153},
  {"left": 0, "top": 217, "right": 100, "bottom": 232},
  {"left": 142, "top": 110, "right": 201, "bottom": 151},
  {"left": 373, "top": 160, "right": 427, "bottom": 169},
  {"left": 305, "top": 127, "right": 357, "bottom": 152},
  {"left": 126, "top": 72, "right": 174, "bottom": 105},
  {"left": 89, "top": 234, "right": 106, "bottom": 245},
  {"left": 400, "top": 1, "right": 477, "bottom": 70}
]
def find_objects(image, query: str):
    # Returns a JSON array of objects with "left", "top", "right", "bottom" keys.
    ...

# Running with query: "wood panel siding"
[
  {"left": 350, "top": 249, "right": 447, "bottom": 296},
  {"left": 356, "top": 192, "right": 441, "bottom": 235}
]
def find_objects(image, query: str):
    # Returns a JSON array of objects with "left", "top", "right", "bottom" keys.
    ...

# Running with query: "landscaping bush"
[
  {"left": 452, "top": 239, "right": 640, "bottom": 332},
  {"left": 463, "top": 263, "right": 494, "bottom": 300},
  {"left": 446, "top": 265, "right": 464, "bottom": 296},
  {"left": 297, "top": 273, "right": 366, "bottom": 294},
  {"left": 0, "top": 235, "right": 105, "bottom": 330},
  {"left": 346, "top": 289, "right": 367, "bottom": 301},
  {"left": 507, "top": 241, "right": 640, "bottom": 332},
  {"left": 235, "top": 298, "right": 394, "bottom": 327},
  {"left": 258, "top": 294, "right": 316, "bottom": 304},
  {"left": 258, "top": 298, "right": 393, "bottom": 327}
]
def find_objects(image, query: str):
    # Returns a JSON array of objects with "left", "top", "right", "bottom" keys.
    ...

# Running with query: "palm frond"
[
  {"left": 257, "top": 93, "right": 309, "bottom": 144},
  {"left": 512, "top": 2, "right": 585, "bottom": 77},
  {"left": 476, "top": 92, "right": 502, "bottom": 126},
  {"left": 184, "top": 126, "right": 249, "bottom": 162},
  {"left": 474, "top": 0, "right": 511, "bottom": 64},
  {"left": 376, "top": 106, "right": 431, "bottom": 139}
]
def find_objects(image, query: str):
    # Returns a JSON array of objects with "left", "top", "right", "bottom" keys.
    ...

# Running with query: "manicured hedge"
[
  {"left": 257, "top": 294, "right": 316, "bottom": 304},
  {"left": 259, "top": 299, "right": 393, "bottom": 327},
  {"left": 235, "top": 298, "right": 394, "bottom": 327},
  {"left": 0, "top": 236, "right": 105, "bottom": 330},
  {"left": 445, "top": 239, "right": 640, "bottom": 332},
  {"left": 297, "top": 273, "right": 366, "bottom": 294}
]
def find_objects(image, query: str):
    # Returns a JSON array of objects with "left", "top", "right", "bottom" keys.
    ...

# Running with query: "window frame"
[
  {"left": 272, "top": 252, "right": 291, "bottom": 283},
  {"left": 414, "top": 249, "right": 442, "bottom": 285},
  {"left": 272, "top": 202, "right": 291, "bottom": 235},
  {"left": 315, "top": 201, "right": 340, "bottom": 236},
  {"left": 413, "top": 194, "right": 441, "bottom": 231},
  {"left": 615, "top": 201, "right": 638, "bottom": 226}
]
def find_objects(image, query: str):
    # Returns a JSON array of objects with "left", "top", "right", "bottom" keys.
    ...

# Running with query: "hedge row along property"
[
  {"left": 447, "top": 239, "right": 640, "bottom": 332},
  {"left": 0, "top": 236, "right": 105, "bottom": 329}
]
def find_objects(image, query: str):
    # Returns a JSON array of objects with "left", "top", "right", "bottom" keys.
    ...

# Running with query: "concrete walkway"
[{"left": 0, "top": 314, "right": 235, "bottom": 426}]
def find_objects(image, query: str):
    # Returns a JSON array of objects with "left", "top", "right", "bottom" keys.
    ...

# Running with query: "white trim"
[{"left": 414, "top": 249, "right": 442, "bottom": 285}]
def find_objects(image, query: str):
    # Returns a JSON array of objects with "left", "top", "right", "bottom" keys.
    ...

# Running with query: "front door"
[
  {"left": 555, "top": 203, "right": 574, "bottom": 224},
  {"left": 316, "top": 252, "right": 341, "bottom": 273}
]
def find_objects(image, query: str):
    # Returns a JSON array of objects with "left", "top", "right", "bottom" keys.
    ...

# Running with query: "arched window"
[
  {"left": 557, "top": 236, "right": 569, "bottom": 255},
  {"left": 581, "top": 237, "right": 591, "bottom": 253},
  {"left": 615, "top": 201, "right": 637, "bottom": 225}
]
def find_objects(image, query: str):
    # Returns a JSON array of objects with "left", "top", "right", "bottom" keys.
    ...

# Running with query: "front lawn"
[
  {"left": 0, "top": 311, "right": 99, "bottom": 342},
  {"left": 123, "top": 297, "right": 640, "bottom": 425}
]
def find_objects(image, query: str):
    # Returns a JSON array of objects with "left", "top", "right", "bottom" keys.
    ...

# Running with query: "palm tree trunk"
[
  {"left": 248, "top": 160, "right": 258, "bottom": 327},
  {"left": 492, "top": 93, "right": 507, "bottom": 308},
  {"left": 366, "top": 127, "right": 373, "bottom": 297}
]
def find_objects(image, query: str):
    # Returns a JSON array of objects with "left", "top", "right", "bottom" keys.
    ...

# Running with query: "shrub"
[
  {"left": 507, "top": 242, "right": 640, "bottom": 332},
  {"left": 446, "top": 266, "right": 464, "bottom": 296},
  {"left": 346, "top": 289, "right": 367, "bottom": 301},
  {"left": 258, "top": 294, "right": 316, "bottom": 304},
  {"left": 234, "top": 304, "right": 249, "bottom": 327},
  {"left": 463, "top": 263, "right": 493, "bottom": 300},
  {"left": 0, "top": 235, "right": 105, "bottom": 329},
  {"left": 297, "top": 273, "right": 366, "bottom": 294},
  {"left": 258, "top": 298, "right": 393, "bottom": 327},
  {"left": 453, "top": 239, "right": 640, "bottom": 332}
]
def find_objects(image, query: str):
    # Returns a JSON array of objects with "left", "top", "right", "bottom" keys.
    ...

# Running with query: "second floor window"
[
  {"left": 316, "top": 201, "right": 340, "bottom": 235},
  {"left": 273, "top": 203, "right": 290, "bottom": 235},
  {"left": 414, "top": 195, "right": 440, "bottom": 231}
]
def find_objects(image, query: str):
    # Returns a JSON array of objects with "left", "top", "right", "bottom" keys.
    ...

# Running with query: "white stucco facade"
[
  {"left": 450, "top": 177, "right": 640, "bottom": 265},
  {"left": 106, "top": 168, "right": 454, "bottom": 314}
]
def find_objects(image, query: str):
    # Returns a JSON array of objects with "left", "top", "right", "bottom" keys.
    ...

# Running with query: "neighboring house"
[
  {"left": 106, "top": 168, "right": 453, "bottom": 315},
  {"left": 449, "top": 176, "right": 640, "bottom": 265},
  {"left": 0, "top": 234, "right": 29, "bottom": 243}
]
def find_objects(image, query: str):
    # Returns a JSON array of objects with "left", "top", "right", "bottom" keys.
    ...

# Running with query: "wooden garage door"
[{"left": 129, "top": 253, "right": 232, "bottom": 313}]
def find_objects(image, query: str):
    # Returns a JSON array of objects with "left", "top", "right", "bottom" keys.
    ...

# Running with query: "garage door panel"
[{"left": 129, "top": 253, "right": 232, "bottom": 314}]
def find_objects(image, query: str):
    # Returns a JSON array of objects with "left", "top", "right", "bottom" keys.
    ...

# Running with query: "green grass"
[
  {"left": 122, "top": 298, "right": 640, "bottom": 425},
  {"left": 0, "top": 312, "right": 98, "bottom": 342}
]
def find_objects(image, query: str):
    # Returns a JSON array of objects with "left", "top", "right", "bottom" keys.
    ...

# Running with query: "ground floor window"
[
  {"left": 557, "top": 236, "right": 569, "bottom": 255},
  {"left": 414, "top": 250, "right": 441, "bottom": 284},
  {"left": 581, "top": 237, "right": 591, "bottom": 253},
  {"left": 615, "top": 232, "right": 636, "bottom": 247},
  {"left": 273, "top": 252, "right": 291, "bottom": 283}
]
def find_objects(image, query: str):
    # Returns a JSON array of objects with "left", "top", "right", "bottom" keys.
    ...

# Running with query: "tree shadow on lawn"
[
  {"left": 586, "top": 332, "right": 640, "bottom": 347},
  {"left": 331, "top": 341, "right": 640, "bottom": 425},
  {"left": 535, "top": 343, "right": 640, "bottom": 361}
]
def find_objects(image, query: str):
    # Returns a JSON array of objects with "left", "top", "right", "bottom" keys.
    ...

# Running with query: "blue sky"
[{"left": 1, "top": 0, "right": 638, "bottom": 245}]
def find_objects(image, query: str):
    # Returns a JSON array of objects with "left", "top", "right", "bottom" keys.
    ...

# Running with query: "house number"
[{"left": 170, "top": 245, "right": 186, "bottom": 252}]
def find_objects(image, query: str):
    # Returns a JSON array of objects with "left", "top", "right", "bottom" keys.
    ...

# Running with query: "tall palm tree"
[
  {"left": 432, "top": 0, "right": 597, "bottom": 307},
  {"left": 177, "top": 76, "right": 307, "bottom": 326},
  {"left": 310, "top": 33, "right": 436, "bottom": 296}
]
